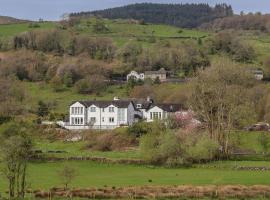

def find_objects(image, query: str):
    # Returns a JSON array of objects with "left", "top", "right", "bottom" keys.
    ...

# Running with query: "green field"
[
  {"left": 35, "top": 140, "right": 141, "bottom": 160},
  {"left": 1, "top": 160, "right": 270, "bottom": 192},
  {"left": 0, "top": 22, "right": 55, "bottom": 37},
  {"left": 24, "top": 82, "right": 128, "bottom": 114}
]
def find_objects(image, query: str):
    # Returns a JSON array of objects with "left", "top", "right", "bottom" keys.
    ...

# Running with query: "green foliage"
[
  {"left": 185, "top": 134, "right": 219, "bottom": 162},
  {"left": 128, "top": 122, "right": 150, "bottom": 137},
  {"left": 139, "top": 122, "right": 185, "bottom": 166},
  {"left": 74, "top": 75, "right": 107, "bottom": 94},
  {"left": 93, "top": 18, "right": 110, "bottom": 33},
  {"left": 258, "top": 133, "right": 270, "bottom": 153},
  {"left": 37, "top": 100, "right": 50, "bottom": 118},
  {"left": 63, "top": 71, "right": 73, "bottom": 87},
  {"left": 73, "top": 3, "right": 233, "bottom": 28}
]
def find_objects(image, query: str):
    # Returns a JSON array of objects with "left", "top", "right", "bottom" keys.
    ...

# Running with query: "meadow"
[
  {"left": 1, "top": 160, "right": 270, "bottom": 192},
  {"left": 0, "top": 22, "right": 55, "bottom": 37}
]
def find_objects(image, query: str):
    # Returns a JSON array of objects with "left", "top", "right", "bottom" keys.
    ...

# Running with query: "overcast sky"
[{"left": 0, "top": 0, "right": 270, "bottom": 21}]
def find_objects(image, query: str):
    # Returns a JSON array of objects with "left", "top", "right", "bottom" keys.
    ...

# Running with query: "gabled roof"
[
  {"left": 147, "top": 103, "right": 184, "bottom": 112},
  {"left": 132, "top": 99, "right": 153, "bottom": 110},
  {"left": 71, "top": 100, "right": 133, "bottom": 109}
]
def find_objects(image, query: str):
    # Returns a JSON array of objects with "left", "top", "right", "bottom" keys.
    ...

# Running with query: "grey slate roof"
[
  {"left": 147, "top": 103, "right": 184, "bottom": 112},
  {"left": 71, "top": 99, "right": 184, "bottom": 112},
  {"left": 71, "top": 100, "right": 132, "bottom": 108}
]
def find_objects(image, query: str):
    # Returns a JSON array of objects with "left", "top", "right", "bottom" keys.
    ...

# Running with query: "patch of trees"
[
  {"left": 12, "top": 30, "right": 116, "bottom": 62},
  {"left": 0, "top": 122, "right": 33, "bottom": 199},
  {"left": 139, "top": 122, "right": 219, "bottom": 166},
  {"left": 71, "top": 3, "right": 233, "bottom": 28},
  {"left": 0, "top": 50, "right": 112, "bottom": 94},
  {"left": 206, "top": 32, "right": 255, "bottom": 63},
  {"left": 119, "top": 40, "right": 210, "bottom": 75},
  {"left": 190, "top": 59, "right": 258, "bottom": 156},
  {"left": 201, "top": 14, "right": 270, "bottom": 32},
  {"left": 0, "top": 77, "right": 26, "bottom": 123}
]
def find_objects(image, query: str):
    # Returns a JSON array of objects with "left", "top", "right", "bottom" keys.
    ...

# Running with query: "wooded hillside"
[
  {"left": 201, "top": 14, "right": 270, "bottom": 32},
  {"left": 70, "top": 3, "right": 233, "bottom": 28}
]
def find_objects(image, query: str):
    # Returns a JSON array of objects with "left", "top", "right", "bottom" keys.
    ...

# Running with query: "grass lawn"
[{"left": 1, "top": 160, "right": 270, "bottom": 192}]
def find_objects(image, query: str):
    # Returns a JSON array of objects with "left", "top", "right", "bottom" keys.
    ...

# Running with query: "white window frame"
[
  {"left": 109, "top": 107, "right": 115, "bottom": 113},
  {"left": 90, "top": 107, "right": 96, "bottom": 112}
]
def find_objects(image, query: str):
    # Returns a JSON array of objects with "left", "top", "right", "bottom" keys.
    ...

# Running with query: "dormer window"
[
  {"left": 90, "top": 107, "right": 96, "bottom": 112},
  {"left": 137, "top": 104, "right": 142, "bottom": 109},
  {"left": 109, "top": 107, "right": 115, "bottom": 112}
]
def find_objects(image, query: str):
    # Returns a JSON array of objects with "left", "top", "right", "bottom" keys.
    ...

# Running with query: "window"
[
  {"left": 109, "top": 107, "right": 115, "bottom": 113},
  {"left": 118, "top": 109, "right": 126, "bottom": 122},
  {"left": 90, "top": 117, "right": 96, "bottom": 123},
  {"left": 136, "top": 104, "right": 142, "bottom": 109},
  {"left": 150, "top": 112, "right": 162, "bottom": 120},
  {"left": 102, "top": 108, "right": 105, "bottom": 112},
  {"left": 72, "top": 107, "right": 83, "bottom": 115},
  {"left": 109, "top": 117, "right": 115, "bottom": 123},
  {"left": 71, "top": 117, "right": 84, "bottom": 125},
  {"left": 102, "top": 117, "right": 105, "bottom": 122},
  {"left": 90, "top": 107, "right": 96, "bottom": 112}
]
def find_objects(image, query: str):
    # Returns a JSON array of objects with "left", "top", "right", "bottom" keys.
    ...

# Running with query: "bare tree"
[
  {"left": 58, "top": 165, "right": 77, "bottom": 190},
  {"left": 189, "top": 59, "right": 257, "bottom": 156},
  {"left": 0, "top": 135, "right": 33, "bottom": 199}
]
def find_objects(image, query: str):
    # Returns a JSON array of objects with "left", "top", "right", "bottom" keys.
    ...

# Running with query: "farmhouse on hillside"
[
  {"left": 60, "top": 97, "right": 183, "bottom": 130},
  {"left": 126, "top": 68, "right": 168, "bottom": 82},
  {"left": 145, "top": 68, "right": 167, "bottom": 82},
  {"left": 126, "top": 71, "right": 145, "bottom": 81}
]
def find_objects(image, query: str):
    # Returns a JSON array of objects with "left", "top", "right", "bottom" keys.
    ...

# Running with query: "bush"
[
  {"left": 86, "top": 131, "right": 137, "bottom": 151},
  {"left": 185, "top": 133, "right": 219, "bottom": 162},
  {"left": 74, "top": 75, "right": 107, "bottom": 94},
  {"left": 140, "top": 130, "right": 185, "bottom": 166},
  {"left": 127, "top": 122, "right": 150, "bottom": 137},
  {"left": 139, "top": 122, "right": 186, "bottom": 166}
]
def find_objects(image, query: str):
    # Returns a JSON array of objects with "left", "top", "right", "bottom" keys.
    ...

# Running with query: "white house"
[
  {"left": 126, "top": 71, "right": 145, "bottom": 81},
  {"left": 143, "top": 103, "right": 183, "bottom": 122},
  {"left": 61, "top": 97, "right": 183, "bottom": 130},
  {"left": 63, "top": 98, "right": 140, "bottom": 130}
]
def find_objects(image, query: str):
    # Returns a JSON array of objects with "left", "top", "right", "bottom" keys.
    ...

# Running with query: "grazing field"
[
  {"left": 77, "top": 18, "right": 209, "bottom": 37},
  {"left": 1, "top": 161, "right": 270, "bottom": 192},
  {"left": 35, "top": 140, "right": 141, "bottom": 160},
  {"left": 24, "top": 82, "right": 128, "bottom": 114},
  {"left": 0, "top": 22, "right": 55, "bottom": 37}
]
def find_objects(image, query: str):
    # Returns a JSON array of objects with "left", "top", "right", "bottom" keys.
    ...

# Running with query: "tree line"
[
  {"left": 201, "top": 13, "right": 270, "bottom": 32},
  {"left": 70, "top": 3, "right": 233, "bottom": 28}
]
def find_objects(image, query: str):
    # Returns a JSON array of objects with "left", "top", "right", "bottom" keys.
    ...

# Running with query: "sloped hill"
[
  {"left": 71, "top": 3, "right": 233, "bottom": 28},
  {"left": 0, "top": 15, "right": 29, "bottom": 24}
]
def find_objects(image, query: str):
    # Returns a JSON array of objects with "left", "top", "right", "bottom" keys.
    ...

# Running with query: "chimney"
[
  {"left": 113, "top": 97, "right": 120, "bottom": 101},
  {"left": 147, "top": 96, "right": 154, "bottom": 104}
]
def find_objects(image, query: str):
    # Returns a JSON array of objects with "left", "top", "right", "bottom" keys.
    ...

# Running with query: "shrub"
[
  {"left": 127, "top": 122, "right": 150, "bottom": 137},
  {"left": 185, "top": 134, "right": 219, "bottom": 162},
  {"left": 86, "top": 131, "right": 137, "bottom": 151},
  {"left": 74, "top": 75, "right": 107, "bottom": 94}
]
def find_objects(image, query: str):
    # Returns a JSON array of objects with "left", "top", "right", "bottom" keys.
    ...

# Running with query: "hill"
[
  {"left": 0, "top": 15, "right": 28, "bottom": 24},
  {"left": 70, "top": 3, "right": 233, "bottom": 28}
]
